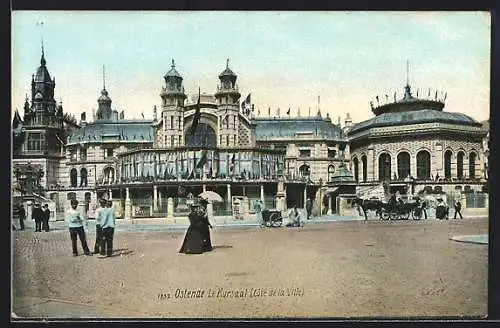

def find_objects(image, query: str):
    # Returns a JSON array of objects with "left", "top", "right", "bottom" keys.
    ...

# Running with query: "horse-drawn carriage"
[{"left": 355, "top": 197, "right": 424, "bottom": 221}]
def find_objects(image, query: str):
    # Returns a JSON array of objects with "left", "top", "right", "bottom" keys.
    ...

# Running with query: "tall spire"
[
  {"left": 226, "top": 58, "right": 229, "bottom": 68},
  {"left": 102, "top": 64, "right": 106, "bottom": 90},
  {"left": 171, "top": 59, "right": 175, "bottom": 68},
  {"left": 37, "top": 21, "right": 46, "bottom": 66}
]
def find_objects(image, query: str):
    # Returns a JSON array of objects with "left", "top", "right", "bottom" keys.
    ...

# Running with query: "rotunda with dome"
[{"left": 348, "top": 80, "right": 487, "bottom": 199}]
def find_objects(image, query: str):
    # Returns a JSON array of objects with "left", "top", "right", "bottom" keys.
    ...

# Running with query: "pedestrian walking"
[
  {"left": 94, "top": 199, "right": 107, "bottom": 255},
  {"left": 454, "top": 200, "right": 463, "bottom": 219},
  {"left": 306, "top": 198, "right": 313, "bottom": 220},
  {"left": 16, "top": 203, "right": 25, "bottom": 230},
  {"left": 67, "top": 199, "right": 91, "bottom": 257},
  {"left": 42, "top": 204, "right": 50, "bottom": 232},
  {"left": 99, "top": 200, "right": 115, "bottom": 258},
  {"left": 33, "top": 203, "right": 43, "bottom": 232}
]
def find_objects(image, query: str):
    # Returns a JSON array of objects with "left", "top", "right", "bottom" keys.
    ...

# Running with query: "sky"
[{"left": 11, "top": 11, "right": 491, "bottom": 124}]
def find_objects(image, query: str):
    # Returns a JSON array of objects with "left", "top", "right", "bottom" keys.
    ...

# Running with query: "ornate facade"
[{"left": 12, "top": 54, "right": 488, "bottom": 219}]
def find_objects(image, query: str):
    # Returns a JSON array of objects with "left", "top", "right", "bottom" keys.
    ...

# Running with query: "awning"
[{"left": 321, "top": 187, "right": 339, "bottom": 195}]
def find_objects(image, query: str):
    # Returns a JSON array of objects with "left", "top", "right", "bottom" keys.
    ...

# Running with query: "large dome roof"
[{"left": 349, "top": 109, "right": 480, "bottom": 135}]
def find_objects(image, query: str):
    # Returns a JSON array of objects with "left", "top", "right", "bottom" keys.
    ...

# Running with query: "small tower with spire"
[
  {"left": 96, "top": 65, "right": 113, "bottom": 120},
  {"left": 159, "top": 59, "right": 187, "bottom": 148},
  {"left": 14, "top": 27, "right": 67, "bottom": 164},
  {"left": 214, "top": 58, "right": 241, "bottom": 147}
]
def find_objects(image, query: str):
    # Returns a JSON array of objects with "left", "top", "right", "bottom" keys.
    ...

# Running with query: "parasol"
[{"left": 198, "top": 191, "right": 224, "bottom": 202}]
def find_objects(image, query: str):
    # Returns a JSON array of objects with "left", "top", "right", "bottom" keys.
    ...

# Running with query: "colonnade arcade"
[
  {"left": 351, "top": 149, "right": 480, "bottom": 183},
  {"left": 118, "top": 148, "right": 285, "bottom": 183}
]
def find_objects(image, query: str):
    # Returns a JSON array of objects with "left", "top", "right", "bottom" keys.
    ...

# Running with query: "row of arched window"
[
  {"left": 70, "top": 167, "right": 116, "bottom": 187},
  {"left": 297, "top": 164, "right": 337, "bottom": 182},
  {"left": 352, "top": 150, "right": 479, "bottom": 183}
]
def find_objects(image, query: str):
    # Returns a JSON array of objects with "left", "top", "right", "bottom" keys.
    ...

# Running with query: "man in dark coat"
[
  {"left": 33, "top": 203, "right": 43, "bottom": 232},
  {"left": 16, "top": 203, "right": 25, "bottom": 230},
  {"left": 42, "top": 204, "right": 50, "bottom": 232},
  {"left": 453, "top": 200, "right": 463, "bottom": 219}
]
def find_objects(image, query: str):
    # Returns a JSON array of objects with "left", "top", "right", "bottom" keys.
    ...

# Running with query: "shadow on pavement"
[{"left": 212, "top": 245, "right": 233, "bottom": 250}]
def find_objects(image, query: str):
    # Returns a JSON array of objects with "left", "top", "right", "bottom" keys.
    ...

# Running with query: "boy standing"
[
  {"left": 99, "top": 200, "right": 115, "bottom": 258},
  {"left": 67, "top": 199, "right": 91, "bottom": 257}
]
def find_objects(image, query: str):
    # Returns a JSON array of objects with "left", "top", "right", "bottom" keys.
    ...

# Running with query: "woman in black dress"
[{"left": 179, "top": 205, "right": 205, "bottom": 254}]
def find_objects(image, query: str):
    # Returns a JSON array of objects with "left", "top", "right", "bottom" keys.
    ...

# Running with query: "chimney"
[
  {"left": 345, "top": 112, "right": 353, "bottom": 128},
  {"left": 80, "top": 112, "right": 87, "bottom": 127}
]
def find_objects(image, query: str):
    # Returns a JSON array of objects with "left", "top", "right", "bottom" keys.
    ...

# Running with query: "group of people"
[
  {"left": 12, "top": 202, "right": 50, "bottom": 232},
  {"left": 435, "top": 198, "right": 463, "bottom": 220},
  {"left": 179, "top": 198, "right": 213, "bottom": 254},
  {"left": 66, "top": 198, "right": 115, "bottom": 258}
]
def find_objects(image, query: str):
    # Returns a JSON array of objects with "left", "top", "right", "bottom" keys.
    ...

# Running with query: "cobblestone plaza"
[{"left": 12, "top": 218, "right": 487, "bottom": 319}]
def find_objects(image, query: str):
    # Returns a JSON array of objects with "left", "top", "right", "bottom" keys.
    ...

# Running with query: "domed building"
[{"left": 348, "top": 81, "right": 488, "bottom": 205}]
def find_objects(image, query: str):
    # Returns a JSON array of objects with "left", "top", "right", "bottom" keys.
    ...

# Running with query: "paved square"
[{"left": 12, "top": 218, "right": 488, "bottom": 319}]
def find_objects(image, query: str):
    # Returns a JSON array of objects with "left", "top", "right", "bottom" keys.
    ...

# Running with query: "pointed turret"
[{"left": 96, "top": 65, "right": 113, "bottom": 120}]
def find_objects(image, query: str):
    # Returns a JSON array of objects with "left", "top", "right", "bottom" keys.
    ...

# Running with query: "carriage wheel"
[
  {"left": 389, "top": 211, "right": 398, "bottom": 220},
  {"left": 400, "top": 211, "right": 410, "bottom": 220},
  {"left": 269, "top": 213, "right": 281, "bottom": 227},
  {"left": 381, "top": 211, "right": 390, "bottom": 220},
  {"left": 412, "top": 209, "right": 421, "bottom": 220}
]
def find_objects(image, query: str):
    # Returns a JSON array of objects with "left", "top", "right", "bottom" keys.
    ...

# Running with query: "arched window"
[
  {"left": 397, "top": 152, "right": 410, "bottom": 180},
  {"left": 361, "top": 155, "right": 367, "bottom": 182},
  {"left": 299, "top": 164, "right": 310, "bottom": 180},
  {"left": 444, "top": 150, "right": 452, "bottom": 179},
  {"left": 70, "top": 168, "right": 78, "bottom": 187},
  {"left": 469, "top": 152, "right": 477, "bottom": 179},
  {"left": 185, "top": 123, "right": 217, "bottom": 147},
  {"left": 457, "top": 151, "right": 465, "bottom": 179},
  {"left": 378, "top": 153, "right": 391, "bottom": 181},
  {"left": 80, "top": 168, "right": 88, "bottom": 187},
  {"left": 328, "top": 165, "right": 335, "bottom": 182},
  {"left": 103, "top": 167, "right": 115, "bottom": 184},
  {"left": 352, "top": 158, "right": 359, "bottom": 183},
  {"left": 416, "top": 150, "right": 431, "bottom": 180},
  {"left": 67, "top": 192, "right": 76, "bottom": 200}
]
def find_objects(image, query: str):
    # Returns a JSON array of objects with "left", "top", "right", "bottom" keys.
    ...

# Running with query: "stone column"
[
  {"left": 158, "top": 189, "right": 162, "bottom": 207},
  {"left": 203, "top": 184, "right": 207, "bottom": 193},
  {"left": 367, "top": 147, "right": 375, "bottom": 181},
  {"left": 166, "top": 197, "right": 174, "bottom": 224},
  {"left": 124, "top": 187, "right": 132, "bottom": 220},
  {"left": 303, "top": 186, "right": 307, "bottom": 208},
  {"left": 108, "top": 189, "right": 112, "bottom": 201},
  {"left": 226, "top": 184, "right": 231, "bottom": 205},
  {"left": 260, "top": 184, "right": 265, "bottom": 203},
  {"left": 327, "top": 195, "right": 332, "bottom": 215},
  {"left": 153, "top": 185, "right": 158, "bottom": 211}
]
